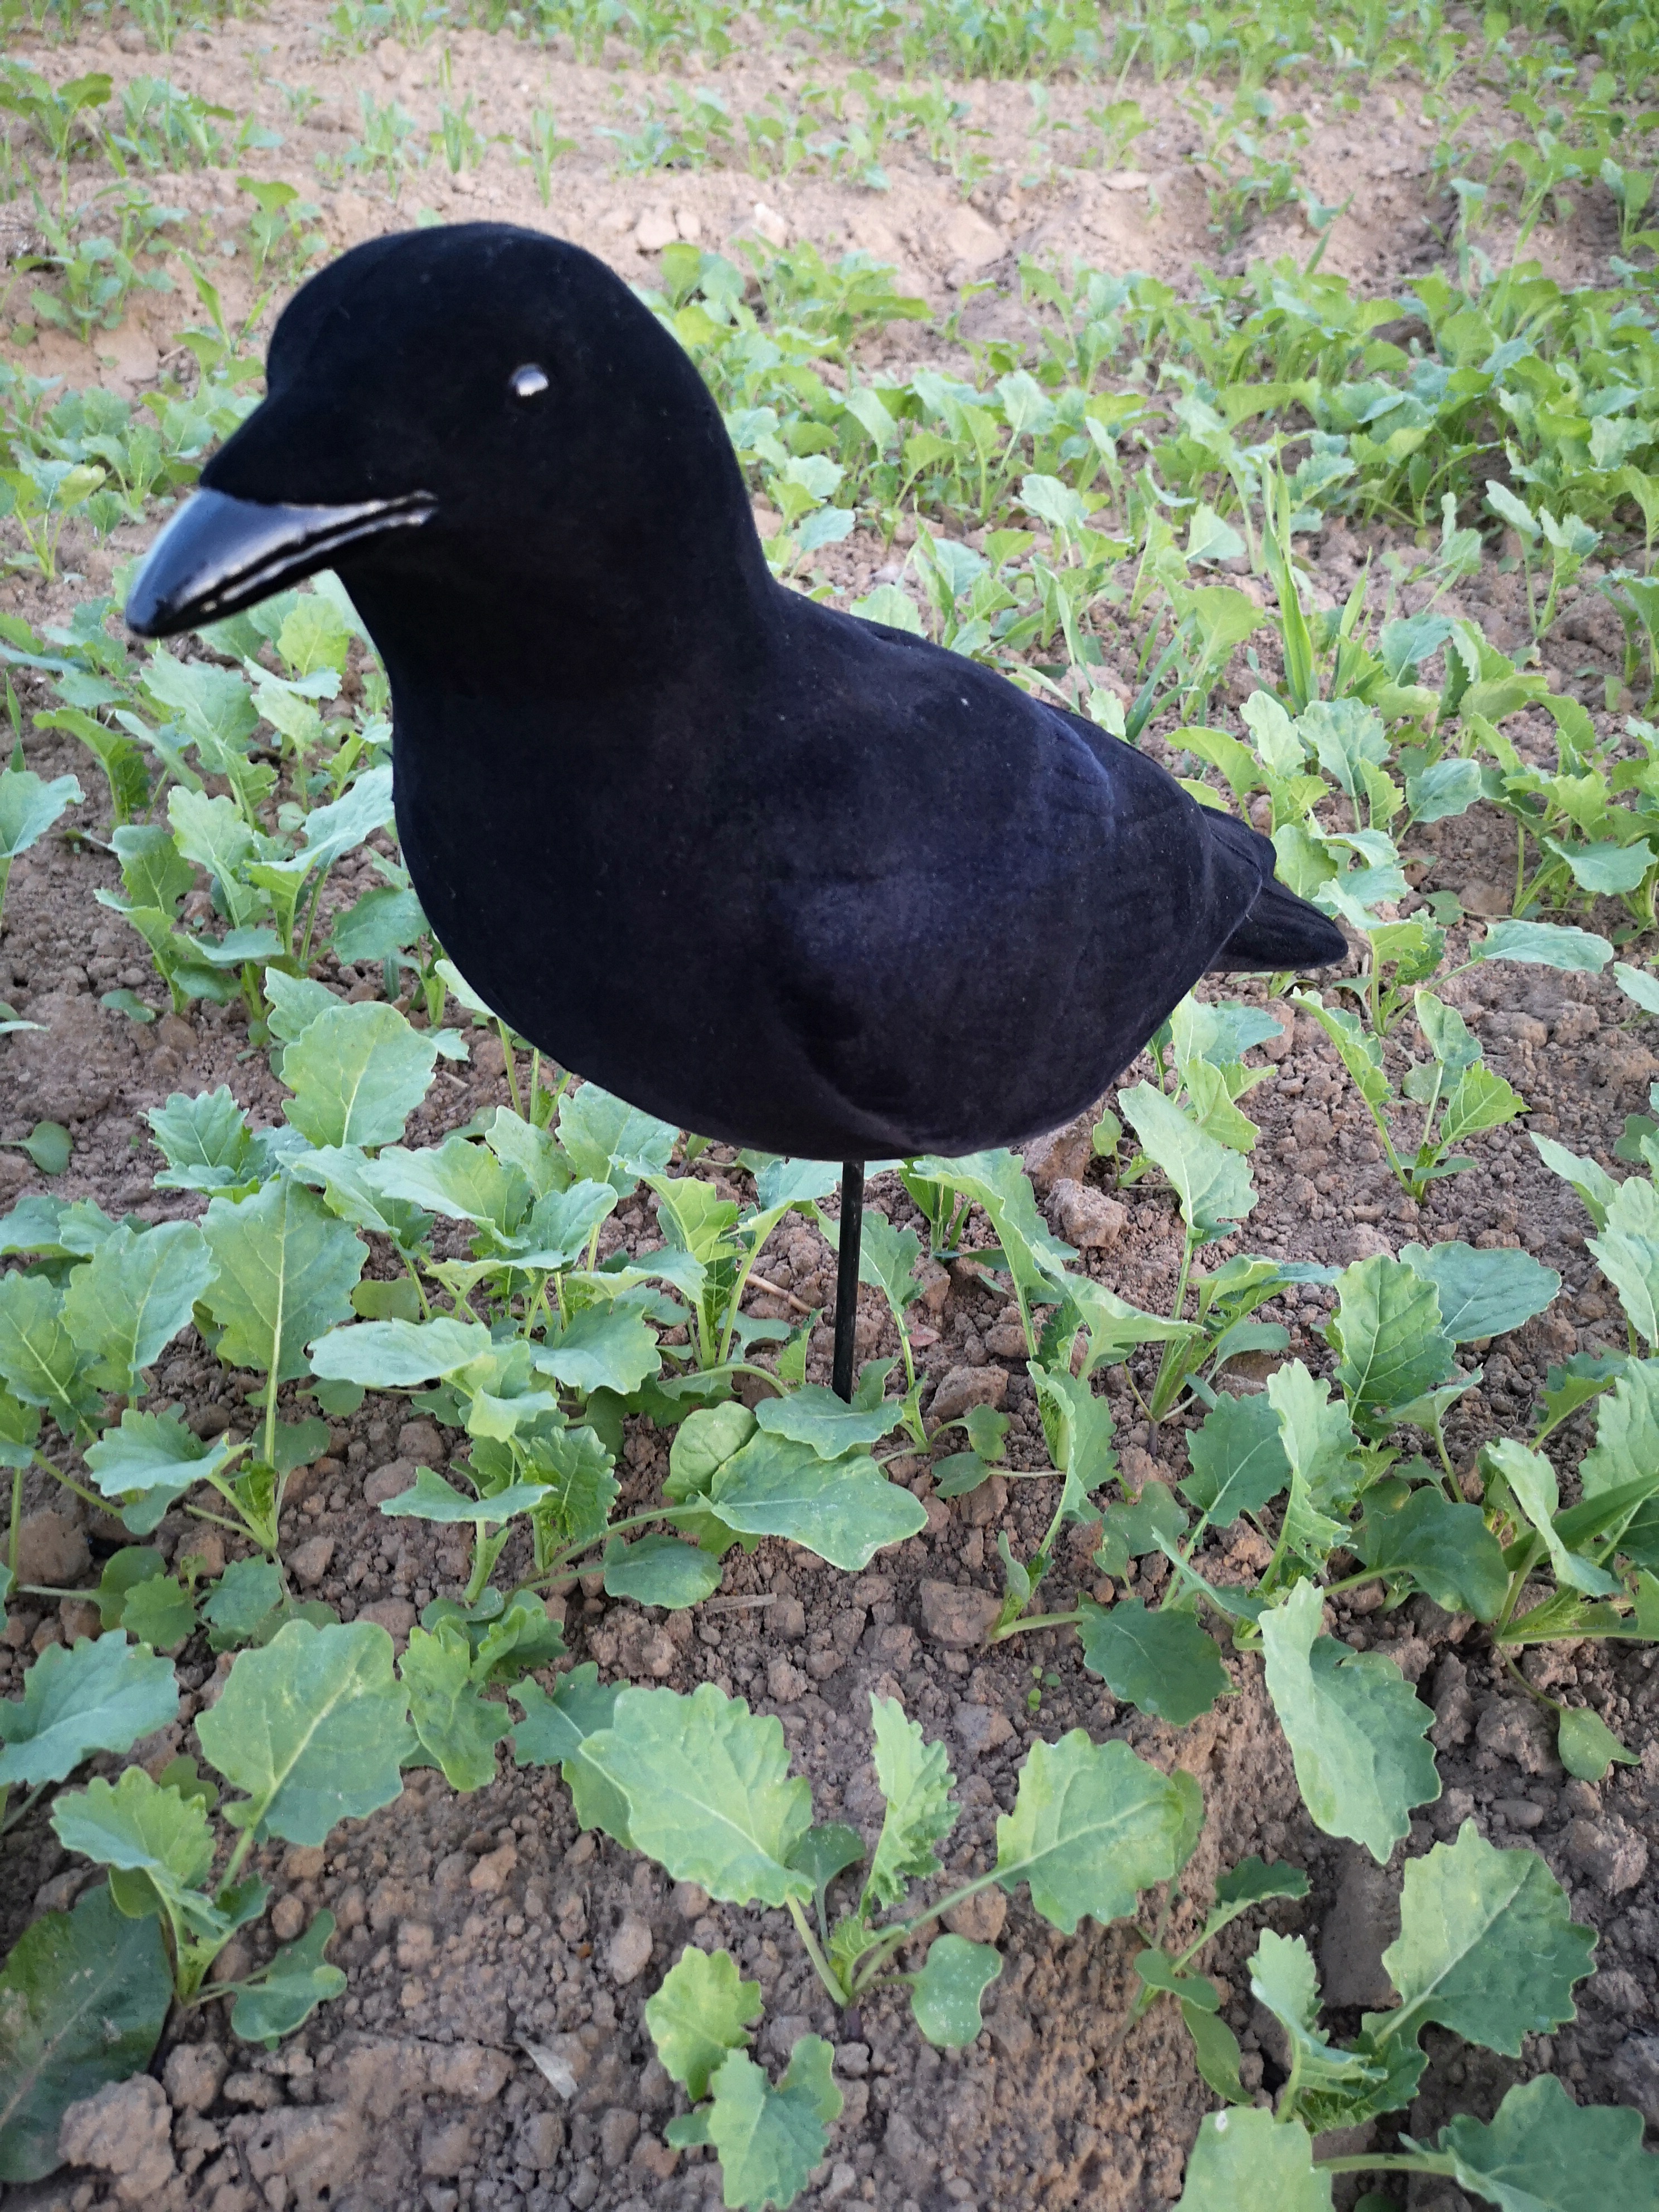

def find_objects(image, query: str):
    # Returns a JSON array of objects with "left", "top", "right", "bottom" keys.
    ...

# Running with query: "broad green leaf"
[
  {"left": 1329, "top": 1256, "right": 1457, "bottom": 1432},
  {"left": 0, "top": 769, "right": 79, "bottom": 860},
  {"left": 645, "top": 1946, "right": 761, "bottom": 2099},
  {"left": 0, "top": 1271, "right": 99, "bottom": 1434},
  {"left": 1532, "top": 1133, "right": 1619, "bottom": 1232},
  {"left": 865, "top": 1695, "right": 955, "bottom": 1908},
  {"left": 509, "top": 1665, "right": 630, "bottom": 1843},
  {"left": 1438, "top": 2074, "right": 1659, "bottom": 2212},
  {"left": 85, "top": 1411, "right": 239, "bottom": 1534},
  {"left": 910, "top": 1933, "right": 1000, "bottom": 2048},
  {"left": 907, "top": 1146, "right": 1075, "bottom": 1308},
  {"left": 202, "top": 1176, "right": 365, "bottom": 1384},
  {"left": 375, "top": 1466, "right": 547, "bottom": 1524},
  {"left": 1267, "top": 1361, "right": 1362, "bottom": 1563},
  {"left": 1214, "top": 1856, "right": 1312, "bottom": 1912},
  {"left": 0, "top": 1634, "right": 177, "bottom": 1791},
  {"left": 1379, "top": 1820, "right": 1594, "bottom": 2055},
  {"left": 668, "top": 1402, "right": 756, "bottom": 1495},
  {"left": 1174, "top": 2107, "right": 1332, "bottom": 2211},
  {"left": 201, "top": 1557, "right": 284, "bottom": 1650},
  {"left": 288, "top": 1142, "right": 434, "bottom": 1248},
  {"left": 401, "top": 1623, "right": 511, "bottom": 1792},
  {"left": 535, "top": 1301, "right": 661, "bottom": 1396},
  {"left": 1181, "top": 2001, "right": 1251, "bottom": 2106},
  {"left": 196, "top": 1619, "right": 414, "bottom": 1845},
  {"left": 1477, "top": 920, "right": 1613, "bottom": 972},
  {"left": 294, "top": 764, "right": 392, "bottom": 866},
  {"left": 368, "top": 1136, "right": 528, "bottom": 1232},
  {"left": 1441, "top": 1062, "right": 1526, "bottom": 1144},
  {"left": 1093, "top": 1480, "right": 1188, "bottom": 1575},
  {"left": 993, "top": 1733, "right": 1195, "bottom": 1934},
  {"left": 1119, "top": 1082, "right": 1255, "bottom": 1244},
  {"left": 1355, "top": 1485, "right": 1509, "bottom": 1619},
  {"left": 1582, "top": 1360, "right": 1659, "bottom": 1508},
  {"left": 120, "top": 1574, "right": 195, "bottom": 1650},
  {"left": 1028, "top": 1361, "right": 1118, "bottom": 1517},
  {"left": 147, "top": 1086, "right": 272, "bottom": 1195},
  {"left": 557, "top": 1081, "right": 678, "bottom": 1191},
  {"left": 1558, "top": 1707, "right": 1638, "bottom": 1782},
  {"left": 1250, "top": 1929, "right": 1384, "bottom": 2101},
  {"left": 282, "top": 1000, "right": 441, "bottom": 1149},
  {"left": 602, "top": 1534, "right": 722, "bottom": 1608},
  {"left": 711, "top": 1433, "right": 925, "bottom": 1570},
  {"left": 0, "top": 1883, "right": 171, "bottom": 2184},
  {"left": 1075, "top": 1598, "right": 1230, "bottom": 1726},
  {"left": 1588, "top": 1170, "right": 1659, "bottom": 1346},
  {"left": 517, "top": 1422, "right": 618, "bottom": 1549},
  {"left": 753, "top": 1383, "right": 901, "bottom": 1458},
  {"left": 1399, "top": 1240, "right": 1561, "bottom": 1343},
  {"left": 228, "top": 1910, "right": 346, "bottom": 2043},
  {"left": 787, "top": 1823, "right": 864, "bottom": 1901},
  {"left": 1181, "top": 1391, "right": 1290, "bottom": 1524},
  {"left": 61, "top": 1220, "right": 212, "bottom": 1396},
  {"left": 582, "top": 1682, "right": 812, "bottom": 1907},
  {"left": 50, "top": 1765, "right": 213, "bottom": 1904},
  {"left": 309, "top": 1313, "right": 491, "bottom": 1386},
  {"left": 1260, "top": 1580, "right": 1439, "bottom": 1862},
  {"left": 1485, "top": 1439, "right": 1618, "bottom": 1598},
  {"left": 702, "top": 2038, "right": 842, "bottom": 2212},
  {"left": 1415, "top": 990, "right": 1483, "bottom": 1078}
]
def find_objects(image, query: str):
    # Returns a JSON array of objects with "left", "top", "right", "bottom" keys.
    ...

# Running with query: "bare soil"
[{"left": 1, "top": 12, "right": 1657, "bottom": 2212}]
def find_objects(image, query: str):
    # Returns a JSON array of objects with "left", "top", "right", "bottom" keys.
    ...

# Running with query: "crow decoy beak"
[{"left": 125, "top": 486, "right": 437, "bottom": 637}]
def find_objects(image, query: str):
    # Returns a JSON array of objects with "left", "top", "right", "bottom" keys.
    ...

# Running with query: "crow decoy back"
[{"left": 126, "top": 222, "right": 1344, "bottom": 1166}]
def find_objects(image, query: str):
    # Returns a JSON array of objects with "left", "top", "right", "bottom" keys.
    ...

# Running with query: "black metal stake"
[{"left": 831, "top": 1160, "right": 865, "bottom": 1403}]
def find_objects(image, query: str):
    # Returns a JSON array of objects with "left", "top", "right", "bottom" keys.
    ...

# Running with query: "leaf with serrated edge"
[
  {"left": 911, "top": 1934, "right": 1000, "bottom": 2048},
  {"left": 196, "top": 1619, "right": 413, "bottom": 1845},
  {"left": 50, "top": 1766, "right": 212, "bottom": 1908},
  {"left": 0, "top": 1883, "right": 171, "bottom": 2184},
  {"left": 509, "top": 1666, "right": 630, "bottom": 1845},
  {"left": 1119, "top": 1083, "right": 1255, "bottom": 1244},
  {"left": 1173, "top": 2107, "right": 1332, "bottom": 2211},
  {"left": 993, "top": 1733, "right": 1194, "bottom": 1935},
  {"left": 1330, "top": 1255, "right": 1456, "bottom": 1429},
  {"left": 202, "top": 1177, "right": 364, "bottom": 1385},
  {"left": 582, "top": 1684, "right": 812, "bottom": 1907},
  {"left": 710, "top": 1433, "right": 925, "bottom": 1570},
  {"left": 282, "top": 1000, "right": 440, "bottom": 1149},
  {"left": 865, "top": 1695, "right": 955, "bottom": 1908},
  {"left": 1355, "top": 1487, "right": 1509, "bottom": 1621},
  {"left": 401, "top": 1624, "right": 511, "bottom": 1792},
  {"left": 645, "top": 1946, "right": 761, "bottom": 2100},
  {"left": 1250, "top": 1929, "right": 1384, "bottom": 2101},
  {"left": 1376, "top": 1820, "right": 1594, "bottom": 2056},
  {"left": 1260, "top": 1582, "right": 1439, "bottom": 1862},
  {"left": 0, "top": 1633, "right": 178, "bottom": 1790},
  {"left": 1075, "top": 1598, "right": 1230, "bottom": 1726},
  {"left": 61, "top": 1221, "right": 212, "bottom": 1395},
  {"left": 1181, "top": 1392, "right": 1289, "bottom": 1525},
  {"left": 1438, "top": 2074, "right": 1659, "bottom": 2212},
  {"left": 704, "top": 2039, "right": 842, "bottom": 2212},
  {"left": 1267, "top": 1361, "right": 1361, "bottom": 1563}
]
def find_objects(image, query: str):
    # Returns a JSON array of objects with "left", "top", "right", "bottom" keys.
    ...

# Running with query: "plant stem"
[
  {"left": 989, "top": 1602, "right": 1082, "bottom": 1643},
  {"left": 787, "top": 1894, "right": 846, "bottom": 2005}
]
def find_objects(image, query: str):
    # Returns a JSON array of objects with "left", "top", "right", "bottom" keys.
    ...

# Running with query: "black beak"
[{"left": 124, "top": 486, "right": 438, "bottom": 638}]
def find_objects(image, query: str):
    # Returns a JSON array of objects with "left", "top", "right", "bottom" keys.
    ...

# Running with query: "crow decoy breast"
[{"left": 126, "top": 222, "right": 1345, "bottom": 1167}]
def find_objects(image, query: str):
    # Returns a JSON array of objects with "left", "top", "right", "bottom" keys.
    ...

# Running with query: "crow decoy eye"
[{"left": 509, "top": 363, "right": 549, "bottom": 401}]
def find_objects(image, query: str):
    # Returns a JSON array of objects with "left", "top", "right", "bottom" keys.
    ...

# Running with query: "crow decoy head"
[{"left": 127, "top": 222, "right": 1345, "bottom": 1163}]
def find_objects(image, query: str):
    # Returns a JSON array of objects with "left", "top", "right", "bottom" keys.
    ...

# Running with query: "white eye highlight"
[{"left": 510, "top": 363, "right": 550, "bottom": 400}]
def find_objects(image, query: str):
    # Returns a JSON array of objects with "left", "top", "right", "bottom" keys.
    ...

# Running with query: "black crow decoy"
[{"left": 126, "top": 225, "right": 1344, "bottom": 1396}]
